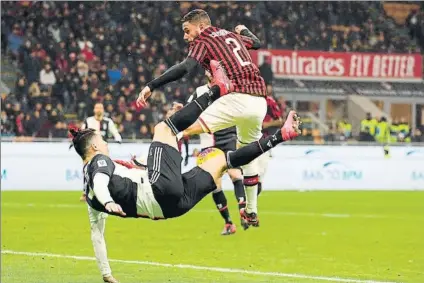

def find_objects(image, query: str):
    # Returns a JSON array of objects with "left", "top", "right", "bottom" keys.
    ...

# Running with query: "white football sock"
[{"left": 245, "top": 184, "right": 258, "bottom": 213}]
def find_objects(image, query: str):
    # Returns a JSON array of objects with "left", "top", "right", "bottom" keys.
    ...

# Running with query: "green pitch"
[{"left": 2, "top": 191, "right": 423, "bottom": 283}]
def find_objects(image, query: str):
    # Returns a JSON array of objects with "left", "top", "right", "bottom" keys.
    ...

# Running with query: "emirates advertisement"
[{"left": 250, "top": 49, "right": 422, "bottom": 82}]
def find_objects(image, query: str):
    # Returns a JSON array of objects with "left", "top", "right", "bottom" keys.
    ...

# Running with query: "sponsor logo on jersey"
[{"left": 97, "top": 160, "right": 107, "bottom": 167}]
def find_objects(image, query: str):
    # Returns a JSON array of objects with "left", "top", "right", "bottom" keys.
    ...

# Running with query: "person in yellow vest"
[
  {"left": 360, "top": 113, "right": 377, "bottom": 141},
  {"left": 398, "top": 117, "right": 411, "bottom": 143},
  {"left": 389, "top": 118, "right": 400, "bottom": 143},
  {"left": 338, "top": 118, "right": 352, "bottom": 141},
  {"left": 375, "top": 116, "right": 390, "bottom": 144}
]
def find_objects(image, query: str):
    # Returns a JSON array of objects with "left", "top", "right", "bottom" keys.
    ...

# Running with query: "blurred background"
[{"left": 1, "top": 1, "right": 424, "bottom": 144}]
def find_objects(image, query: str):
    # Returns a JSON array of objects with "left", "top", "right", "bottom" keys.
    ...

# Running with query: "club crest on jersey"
[{"left": 97, "top": 160, "right": 107, "bottom": 167}]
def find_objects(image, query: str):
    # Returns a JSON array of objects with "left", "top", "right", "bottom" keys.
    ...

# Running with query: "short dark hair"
[
  {"left": 69, "top": 127, "right": 97, "bottom": 159},
  {"left": 181, "top": 9, "right": 211, "bottom": 25}
]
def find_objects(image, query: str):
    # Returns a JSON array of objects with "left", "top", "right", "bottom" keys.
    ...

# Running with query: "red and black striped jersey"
[
  {"left": 187, "top": 26, "right": 266, "bottom": 96},
  {"left": 262, "top": 96, "right": 282, "bottom": 136}
]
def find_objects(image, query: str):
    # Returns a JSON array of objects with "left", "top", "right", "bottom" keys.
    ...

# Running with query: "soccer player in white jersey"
[
  {"left": 72, "top": 65, "right": 301, "bottom": 281},
  {"left": 81, "top": 102, "right": 122, "bottom": 143}
]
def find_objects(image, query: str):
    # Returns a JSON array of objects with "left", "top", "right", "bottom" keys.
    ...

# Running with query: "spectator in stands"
[
  {"left": 259, "top": 56, "right": 274, "bottom": 88},
  {"left": 15, "top": 75, "right": 28, "bottom": 101},
  {"left": 7, "top": 24, "right": 23, "bottom": 60},
  {"left": 360, "top": 113, "right": 377, "bottom": 142},
  {"left": 412, "top": 127, "right": 423, "bottom": 142},
  {"left": 24, "top": 110, "right": 44, "bottom": 137},
  {"left": 1, "top": 110, "right": 13, "bottom": 136},
  {"left": 39, "top": 64, "right": 56, "bottom": 87},
  {"left": 137, "top": 125, "right": 152, "bottom": 139},
  {"left": 120, "top": 111, "right": 135, "bottom": 139}
]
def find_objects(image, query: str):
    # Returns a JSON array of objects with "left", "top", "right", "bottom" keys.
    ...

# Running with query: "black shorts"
[{"left": 147, "top": 141, "right": 217, "bottom": 219}]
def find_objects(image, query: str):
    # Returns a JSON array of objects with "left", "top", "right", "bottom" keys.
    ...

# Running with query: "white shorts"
[
  {"left": 198, "top": 93, "right": 267, "bottom": 144},
  {"left": 257, "top": 150, "right": 271, "bottom": 179}
]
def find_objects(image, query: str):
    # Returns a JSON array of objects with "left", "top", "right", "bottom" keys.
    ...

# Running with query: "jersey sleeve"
[
  {"left": 239, "top": 35, "right": 254, "bottom": 49},
  {"left": 89, "top": 154, "right": 115, "bottom": 178},
  {"left": 187, "top": 41, "right": 207, "bottom": 63}
]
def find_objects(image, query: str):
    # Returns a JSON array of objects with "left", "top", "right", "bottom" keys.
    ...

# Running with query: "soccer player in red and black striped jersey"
[{"left": 136, "top": 9, "right": 268, "bottom": 228}]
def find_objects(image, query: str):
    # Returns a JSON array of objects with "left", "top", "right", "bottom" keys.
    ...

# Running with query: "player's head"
[
  {"left": 181, "top": 9, "right": 211, "bottom": 42},
  {"left": 93, "top": 102, "right": 104, "bottom": 118},
  {"left": 69, "top": 128, "right": 109, "bottom": 161}
]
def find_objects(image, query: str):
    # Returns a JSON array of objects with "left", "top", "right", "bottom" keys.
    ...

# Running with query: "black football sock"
[
  {"left": 212, "top": 190, "right": 232, "bottom": 224},
  {"left": 257, "top": 181, "right": 262, "bottom": 196},
  {"left": 232, "top": 179, "right": 246, "bottom": 210},
  {"left": 227, "top": 130, "right": 284, "bottom": 169},
  {"left": 165, "top": 85, "right": 220, "bottom": 135}
]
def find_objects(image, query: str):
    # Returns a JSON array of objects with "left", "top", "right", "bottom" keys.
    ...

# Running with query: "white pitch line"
[
  {"left": 2, "top": 250, "right": 401, "bottom": 283},
  {"left": 0, "top": 203, "right": 409, "bottom": 220}
]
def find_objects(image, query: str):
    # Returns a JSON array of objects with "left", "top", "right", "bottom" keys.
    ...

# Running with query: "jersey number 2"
[{"left": 225, "top": 38, "right": 251, "bottom": 67}]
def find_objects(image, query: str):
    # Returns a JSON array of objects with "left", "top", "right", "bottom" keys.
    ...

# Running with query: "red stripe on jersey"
[
  {"left": 189, "top": 26, "right": 266, "bottom": 96},
  {"left": 265, "top": 96, "right": 282, "bottom": 120},
  {"left": 188, "top": 41, "right": 207, "bottom": 62},
  {"left": 239, "top": 34, "right": 254, "bottom": 49}
]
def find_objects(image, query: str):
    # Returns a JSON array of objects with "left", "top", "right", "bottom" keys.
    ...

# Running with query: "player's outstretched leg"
[
  {"left": 167, "top": 111, "right": 301, "bottom": 220},
  {"left": 164, "top": 61, "right": 234, "bottom": 136},
  {"left": 228, "top": 111, "right": 300, "bottom": 172}
]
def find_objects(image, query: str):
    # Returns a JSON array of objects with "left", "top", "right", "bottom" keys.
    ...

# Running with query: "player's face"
[
  {"left": 92, "top": 133, "right": 109, "bottom": 156},
  {"left": 94, "top": 104, "right": 104, "bottom": 117},
  {"left": 182, "top": 21, "right": 201, "bottom": 42}
]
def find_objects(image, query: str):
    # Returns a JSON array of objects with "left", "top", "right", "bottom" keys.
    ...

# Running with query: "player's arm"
[
  {"left": 235, "top": 25, "right": 261, "bottom": 50},
  {"left": 107, "top": 119, "right": 122, "bottom": 143},
  {"left": 146, "top": 57, "right": 200, "bottom": 92},
  {"left": 90, "top": 156, "right": 125, "bottom": 216}
]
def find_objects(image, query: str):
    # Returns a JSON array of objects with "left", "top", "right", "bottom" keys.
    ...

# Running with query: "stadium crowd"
[{"left": 1, "top": 1, "right": 422, "bottom": 141}]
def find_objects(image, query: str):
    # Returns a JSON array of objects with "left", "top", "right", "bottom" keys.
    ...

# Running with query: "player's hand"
[
  {"left": 105, "top": 202, "right": 126, "bottom": 216},
  {"left": 136, "top": 86, "right": 151, "bottom": 107},
  {"left": 235, "top": 25, "right": 248, "bottom": 34},
  {"left": 79, "top": 193, "right": 86, "bottom": 202},
  {"left": 103, "top": 275, "right": 119, "bottom": 283}
]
